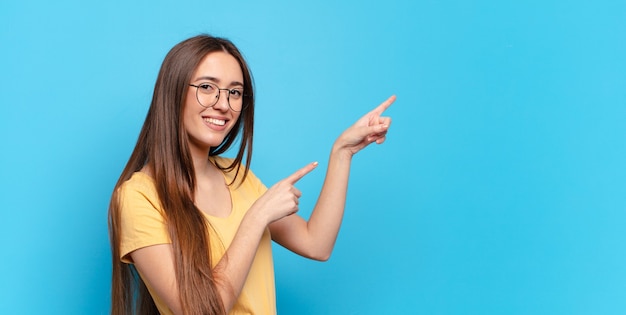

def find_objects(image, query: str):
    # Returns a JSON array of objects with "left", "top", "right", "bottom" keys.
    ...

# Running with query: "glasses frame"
[{"left": 189, "top": 83, "right": 246, "bottom": 112}]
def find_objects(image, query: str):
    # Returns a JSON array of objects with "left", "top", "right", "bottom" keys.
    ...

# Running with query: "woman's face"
[{"left": 183, "top": 51, "right": 244, "bottom": 154}]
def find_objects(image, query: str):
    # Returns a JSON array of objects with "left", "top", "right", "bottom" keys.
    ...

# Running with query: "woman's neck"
[{"left": 189, "top": 147, "right": 220, "bottom": 182}]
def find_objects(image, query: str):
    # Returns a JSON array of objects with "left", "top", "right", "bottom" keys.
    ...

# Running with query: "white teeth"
[{"left": 204, "top": 117, "right": 226, "bottom": 126}]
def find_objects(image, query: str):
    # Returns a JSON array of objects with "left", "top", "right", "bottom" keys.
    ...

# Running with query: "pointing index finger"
[
  {"left": 371, "top": 95, "right": 396, "bottom": 116},
  {"left": 285, "top": 161, "right": 318, "bottom": 184}
]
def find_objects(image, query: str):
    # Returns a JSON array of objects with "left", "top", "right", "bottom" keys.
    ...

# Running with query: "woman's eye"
[
  {"left": 200, "top": 84, "right": 215, "bottom": 91},
  {"left": 230, "top": 89, "right": 243, "bottom": 98}
]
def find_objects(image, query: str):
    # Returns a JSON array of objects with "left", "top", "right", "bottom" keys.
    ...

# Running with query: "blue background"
[{"left": 1, "top": 1, "right": 625, "bottom": 314}]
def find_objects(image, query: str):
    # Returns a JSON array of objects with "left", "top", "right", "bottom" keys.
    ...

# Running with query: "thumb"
[{"left": 354, "top": 123, "right": 389, "bottom": 140}]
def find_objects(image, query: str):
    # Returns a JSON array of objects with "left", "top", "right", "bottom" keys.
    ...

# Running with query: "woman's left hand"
[{"left": 334, "top": 95, "right": 395, "bottom": 157}]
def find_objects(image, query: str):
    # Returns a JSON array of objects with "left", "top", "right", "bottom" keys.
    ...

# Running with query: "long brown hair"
[{"left": 108, "top": 35, "right": 255, "bottom": 314}]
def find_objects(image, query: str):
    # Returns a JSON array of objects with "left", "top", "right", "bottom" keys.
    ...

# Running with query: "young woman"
[{"left": 108, "top": 34, "right": 394, "bottom": 315}]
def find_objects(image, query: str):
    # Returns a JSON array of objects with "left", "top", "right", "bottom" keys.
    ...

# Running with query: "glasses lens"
[
  {"left": 228, "top": 89, "right": 244, "bottom": 112},
  {"left": 196, "top": 83, "right": 219, "bottom": 108}
]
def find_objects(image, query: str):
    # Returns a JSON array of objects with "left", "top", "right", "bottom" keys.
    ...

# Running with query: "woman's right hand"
[{"left": 252, "top": 162, "right": 318, "bottom": 224}]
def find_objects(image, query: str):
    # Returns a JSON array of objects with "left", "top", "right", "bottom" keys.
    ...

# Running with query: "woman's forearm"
[
  {"left": 303, "top": 145, "right": 354, "bottom": 259},
  {"left": 212, "top": 209, "right": 268, "bottom": 311}
]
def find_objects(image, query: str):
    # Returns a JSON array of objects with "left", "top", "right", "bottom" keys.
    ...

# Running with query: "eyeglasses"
[{"left": 189, "top": 82, "right": 245, "bottom": 112}]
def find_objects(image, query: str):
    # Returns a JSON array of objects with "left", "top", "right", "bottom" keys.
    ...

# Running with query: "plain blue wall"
[{"left": 1, "top": 0, "right": 625, "bottom": 314}]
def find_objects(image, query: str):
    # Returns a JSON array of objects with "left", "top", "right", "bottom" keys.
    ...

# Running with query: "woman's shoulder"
[
  {"left": 118, "top": 171, "right": 157, "bottom": 195},
  {"left": 116, "top": 171, "right": 163, "bottom": 214},
  {"left": 211, "top": 156, "right": 242, "bottom": 176}
]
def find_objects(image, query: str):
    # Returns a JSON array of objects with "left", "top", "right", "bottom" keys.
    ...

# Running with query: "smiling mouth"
[{"left": 204, "top": 117, "right": 226, "bottom": 126}]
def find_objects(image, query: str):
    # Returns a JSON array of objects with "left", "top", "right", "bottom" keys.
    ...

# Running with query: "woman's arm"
[
  {"left": 269, "top": 95, "right": 395, "bottom": 261},
  {"left": 130, "top": 162, "right": 318, "bottom": 314}
]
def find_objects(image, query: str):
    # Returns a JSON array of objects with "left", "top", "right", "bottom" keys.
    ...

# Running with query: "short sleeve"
[{"left": 118, "top": 173, "right": 171, "bottom": 263}]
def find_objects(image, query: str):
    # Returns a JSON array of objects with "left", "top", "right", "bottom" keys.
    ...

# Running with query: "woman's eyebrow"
[
  {"left": 195, "top": 75, "right": 218, "bottom": 82},
  {"left": 194, "top": 76, "right": 243, "bottom": 87}
]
